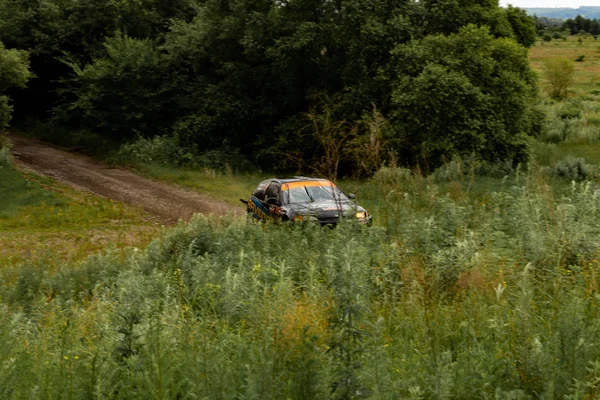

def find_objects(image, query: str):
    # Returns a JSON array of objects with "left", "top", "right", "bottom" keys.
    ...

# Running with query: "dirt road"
[{"left": 9, "top": 134, "right": 242, "bottom": 224}]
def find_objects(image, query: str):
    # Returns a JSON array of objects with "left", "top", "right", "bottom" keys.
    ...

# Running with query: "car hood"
[{"left": 287, "top": 199, "right": 365, "bottom": 217}]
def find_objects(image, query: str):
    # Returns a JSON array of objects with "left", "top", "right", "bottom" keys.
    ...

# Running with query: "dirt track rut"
[{"left": 9, "top": 134, "right": 241, "bottom": 224}]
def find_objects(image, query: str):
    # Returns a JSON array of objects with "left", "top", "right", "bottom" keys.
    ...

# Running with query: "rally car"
[{"left": 241, "top": 177, "right": 372, "bottom": 226}]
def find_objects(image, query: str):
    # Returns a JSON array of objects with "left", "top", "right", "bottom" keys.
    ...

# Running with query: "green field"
[
  {"left": 3, "top": 37, "right": 600, "bottom": 398},
  {"left": 0, "top": 162, "right": 160, "bottom": 266}
]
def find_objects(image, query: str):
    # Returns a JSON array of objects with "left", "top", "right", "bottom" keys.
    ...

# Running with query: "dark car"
[{"left": 241, "top": 177, "right": 372, "bottom": 226}]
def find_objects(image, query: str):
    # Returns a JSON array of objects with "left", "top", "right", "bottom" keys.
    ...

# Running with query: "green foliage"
[
  {"left": 0, "top": 147, "right": 11, "bottom": 168},
  {"left": 505, "top": 5, "right": 538, "bottom": 47},
  {"left": 115, "top": 134, "right": 254, "bottom": 172},
  {"left": 0, "top": 41, "right": 31, "bottom": 131},
  {"left": 0, "top": 0, "right": 196, "bottom": 118},
  {"left": 6, "top": 168, "right": 600, "bottom": 396},
  {"left": 5, "top": 0, "right": 540, "bottom": 174},
  {"left": 543, "top": 156, "right": 594, "bottom": 181},
  {"left": 576, "top": 54, "right": 586, "bottom": 62},
  {"left": 388, "top": 25, "right": 539, "bottom": 169},
  {"left": 372, "top": 166, "right": 412, "bottom": 186},
  {"left": 0, "top": 96, "right": 12, "bottom": 133},
  {"left": 0, "top": 42, "right": 30, "bottom": 91},
  {"left": 545, "top": 58, "right": 576, "bottom": 100},
  {"left": 56, "top": 35, "right": 173, "bottom": 140}
]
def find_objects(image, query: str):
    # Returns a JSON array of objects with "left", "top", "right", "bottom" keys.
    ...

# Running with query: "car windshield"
[{"left": 284, "top": 183, "right": 349, "bottom": 204}]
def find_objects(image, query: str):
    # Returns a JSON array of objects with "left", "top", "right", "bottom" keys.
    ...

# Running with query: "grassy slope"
[
  {"left": 0, "top": 165, "right": 160, "bottom": 265},
  {"left": 129, "top": 163, "right": 267, "bottom": 206}
]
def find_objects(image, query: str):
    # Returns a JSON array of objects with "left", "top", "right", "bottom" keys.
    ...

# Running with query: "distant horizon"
[{"left": 500, "top": 1, "right": 600, "bottom": 8}]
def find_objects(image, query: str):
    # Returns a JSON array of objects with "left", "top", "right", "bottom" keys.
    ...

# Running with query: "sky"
[{"left": 500, "top": 0, "right": 599, "bottom": 7}]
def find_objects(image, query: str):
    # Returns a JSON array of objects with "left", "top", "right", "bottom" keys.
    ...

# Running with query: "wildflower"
[{"left": 63, "top": 356, "right": 69, "bottom": 360}]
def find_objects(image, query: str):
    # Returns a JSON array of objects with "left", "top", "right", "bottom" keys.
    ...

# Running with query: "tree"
[
  {"left": 0, "top": 0, "right": 543, "bottom": 174},
  {"left": 544, "top": 58, "right": 575, "bottom": 101},
  {"left": 0, "top": 0, "right": 197, "bottom": 118},
  {"left": 505, "top": 5, "right": 537, "bottom": 48},
  {"left": 0, "top": 42, "right": 31, "bottom": 130},
  {"left": 387, "top": 25, "right": 540, "bottom": 168},
  {"left": 56, "top": 35, "right": 173, "bottom": 140}
]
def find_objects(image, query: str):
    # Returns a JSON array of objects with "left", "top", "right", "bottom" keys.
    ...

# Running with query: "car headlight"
[{"left": 355, "top": 211, "right": 367, "bottom": 219}]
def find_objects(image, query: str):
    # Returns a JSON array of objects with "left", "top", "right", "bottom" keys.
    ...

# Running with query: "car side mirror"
[{"left": 348, "top": 193, "right": 356, "bottom": 199}]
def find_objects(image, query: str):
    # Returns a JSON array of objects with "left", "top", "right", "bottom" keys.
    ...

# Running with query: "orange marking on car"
[{"left": 281, "top": 181, "right": 336, "bottom": 190}]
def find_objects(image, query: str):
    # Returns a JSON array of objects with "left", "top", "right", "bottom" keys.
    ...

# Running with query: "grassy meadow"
[
  {"left": 4, "top": 37, "right": 600, "bottom": 398},
  {"left": 0, "top": 157, "right": 160, "bottom": 266},
  {"left": 530, "top": 35, "right": 600, "bottom": 166}
]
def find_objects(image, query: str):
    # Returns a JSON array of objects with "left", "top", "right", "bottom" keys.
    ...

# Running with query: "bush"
[
  {"left": 576, "top": 55, "right": 585, "bottom": 62},
  {"left": 0, "top": 134, "right": 12, "bottom": 168},
  {"left": 430, "top": 157, "right": 514, "bottom": 181},
  {"left": 531, "top": 141, "right": 559, "bottom": 165},
  {"left": 372, "top": 166, "right": 412, "bottom": 185},
  {"left": 559, "top": 100, "right": 582, "bottom": 120},
  {"left": 545, "top": 58, "right": 576, "bottom": 100},
  {"left": 430, "top": 158, "right": 467, "bottom": 181},
  {"left": 0, "top": 147, "right": 11, "bottom": 168},
  {"left": 544, "top": 157, "right": 594, "bottom": 181},
  {"left": 116, "top": 134, "right": 254, "bottom": 172},
  {"left": 116, "top": 134, "right": 194, "bottom": 166},
  {"left": 536, "top": 101, "right": 587, "bottom": 144}
]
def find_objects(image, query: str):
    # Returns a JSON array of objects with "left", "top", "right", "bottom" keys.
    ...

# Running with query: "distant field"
[
  {"left": 529, "top": 36, "right": 600, "bottom": 165},
  {"left": 530, "top": 35, "right": 600, "bottom": 96}
]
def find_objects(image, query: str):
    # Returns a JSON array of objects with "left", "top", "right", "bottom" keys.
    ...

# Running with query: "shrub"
[
  {"left": 116, "top": 134, "right": 255, "bottom": 172},
  {"left": 544, "top": 157, "right": 594, "bottom": 181},
  {"left": 576, "top": 55, "right": 585, "bottom": 62},
  {"left": 545, "top": 58, "right": 576, "bottom": 100},
  {"left": 430, "top": 157, "right": 514, "bottom": 181},
  {"left": 531, "top": 141, "right": 559, "bottom": 165},
  {"left": 430, "top": 158, "right": 467, "bottom": 181},
  {"left": 372, "top": 166, "right": 412, "bottom": 186},
  {"left": 116, "top": 134, "right": 195, "bottom": 166},
  {"left": 559, "top": 100, "right": 583, "bottom": 119},
  {"left": 0, "top": 134, "right": 12, "bottom": 168},
  {"left": 0, "top": 147, "right": 11, "bottom": 168}
]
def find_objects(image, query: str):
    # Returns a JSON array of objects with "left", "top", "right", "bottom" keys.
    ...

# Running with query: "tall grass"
[
  {"left": 5, "top": 35, "right": 600, "bottom": 398},
  {"left": 3, "top": 166, "right": 600, "bottom": 398}
]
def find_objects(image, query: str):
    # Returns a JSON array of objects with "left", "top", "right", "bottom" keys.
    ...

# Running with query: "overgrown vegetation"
[
  {"left": 6, "top": 3, "right": 600, "bottom": 397},
  {"left": 3, "top": 167, "right": 600, "bottom": 397}
]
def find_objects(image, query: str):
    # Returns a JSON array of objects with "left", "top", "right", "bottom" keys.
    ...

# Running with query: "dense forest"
[
  {"left": 0, "top": 0, "right": 540, "bottom": 175},
  {"left": 562, "top": 15, "right": 600, "bottom": 35}
]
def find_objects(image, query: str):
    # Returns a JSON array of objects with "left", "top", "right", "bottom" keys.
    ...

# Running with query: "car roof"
[{"left": 271, "top": 176, "right": 331, "bottom": 184}]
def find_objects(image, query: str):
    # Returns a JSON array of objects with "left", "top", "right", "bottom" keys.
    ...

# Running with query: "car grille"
[
  {"left": 317, "top": 210, "right": 340, "bottom": 225},
  {"left": 318, "top": 217, "right": 339, "bottom": 225}
]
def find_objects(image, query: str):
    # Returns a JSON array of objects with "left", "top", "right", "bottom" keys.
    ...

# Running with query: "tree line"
[
  {"left": 562, "top": 15, "right": 600, "bottom": 35},
  {"left": 0, "top": 0, "right": 541, "bottom": 176},
  {"left": 535, "top": 14, "right": 600, "bottom": 38}
]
